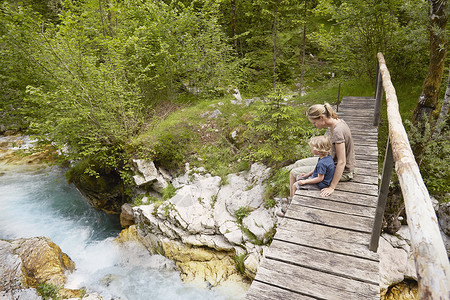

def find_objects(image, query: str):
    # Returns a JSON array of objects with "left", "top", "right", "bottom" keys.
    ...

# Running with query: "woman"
[{"left": 290, "top": 102, "right": 355, "bottom": 197}]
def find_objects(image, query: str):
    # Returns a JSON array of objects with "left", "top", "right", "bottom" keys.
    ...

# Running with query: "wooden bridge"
[
  {"left": 245, "top": 96, "right": 381, "bottom": 300},
  {"left": 245, "top": 53, "right": 450, "bottom": 299}
]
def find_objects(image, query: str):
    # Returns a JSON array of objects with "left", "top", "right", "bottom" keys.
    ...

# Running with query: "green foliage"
[
  {"left": 245, "top": 88, "right": 317, "bottom": 165},
  {"left": 265, "top": 167, "right": 292, "bottom": 200},
  {"left": 234, "top": 206, "right": 252, "bottom": 223},
  {"left": 36, "top": 282, "right": 61, "bottom": 300},
  {"left": 234, "top": 253, "right": 246, "bottom": 274},
  {"left": 151, "top": 125, "right": 195, "bottom": 170},
  {"left": 162, "top": 183, "right": 176, "bottom": 200},
  {"left": 405, "top": 119, "right": 450, "bottom": 197},
  {"left": 313, "top": 0, "right": 429, "bottom": 80}
]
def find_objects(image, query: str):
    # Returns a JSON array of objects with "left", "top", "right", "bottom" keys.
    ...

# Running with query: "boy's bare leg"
[{"left": 289, "top": 172, "right": 296, "bottom": 198}]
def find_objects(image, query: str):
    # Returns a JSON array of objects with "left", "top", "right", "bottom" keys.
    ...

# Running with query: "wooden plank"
[
  {"left": 355, "top": 145, "right": 378, "bottom": 152},
  {"left": 296, "top": 189, "right": 378, "bottom": 207},
  {"left": 286, "top": 205, "right": 375, "bottom": 233},
  {"left": 246, "top": 95, "right": 381, "bottom": 300},
  {"left": 355, "top": 166, "right": 378, "bottom": 176},
  {"left": 336, "top": 181, "right": 378, "bottom": 196},
  {"left": 356, "top": 154, "right": 378, "bottom": 162},
  {"left": 274, "top": 219, "right": 378, "bottom": 260},
  {"left": 355, "top": 160, "right": 378, "bottom": 170},
  {"left": 341, "top": 96, "right": 375, "bottom": 100},
  {"left": 293, "top": 195, "right": 377, "bottom": 217},
  {"left": 352, "top": 173, "right": 378, "bottom": 185},
  {"left": 254, "top": 259, "right": 379, "bottom": 300},
  {"left": 265, "top": 240, "right": 379, "bottom": 284},
  {"left": 246, "top": 280, "right": 316, "bottom": 300}
]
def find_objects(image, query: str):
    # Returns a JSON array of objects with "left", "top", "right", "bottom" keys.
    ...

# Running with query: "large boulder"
[
  {"left": 378, "top": 226, "right": 418, "bottom": 299},
  {"left": 130, "top": 163, "right": 278, "bottom": 285},
  {"left": 0, "top": 237, "right": 75, "bottom": 290},
  {"left": 0, "top": 236, "right": 78, "bottom": 299}
]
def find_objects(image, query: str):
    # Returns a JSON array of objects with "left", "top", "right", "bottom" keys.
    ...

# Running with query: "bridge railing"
[{"left": 369, "top": 52, "right": 449, "bottom": 299}]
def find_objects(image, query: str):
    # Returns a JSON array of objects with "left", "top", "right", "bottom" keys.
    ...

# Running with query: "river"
[{"left": 0, "top": 163, "right": 245, "bottom": 300}]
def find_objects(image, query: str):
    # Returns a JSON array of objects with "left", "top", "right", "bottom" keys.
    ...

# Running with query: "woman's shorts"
[{"left": 290, "top": 157, "right": 319, "bottom": 178}]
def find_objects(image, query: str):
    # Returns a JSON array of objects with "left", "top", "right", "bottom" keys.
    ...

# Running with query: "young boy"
[{"left": 292, "top": 135, "right": 335, "bottom": 195}]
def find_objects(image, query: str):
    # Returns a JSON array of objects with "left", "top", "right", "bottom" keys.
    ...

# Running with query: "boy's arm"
[
  {"left": 300, "top": 170, "right": 314, "bottom": 178},
  {"left": 298, "top": 174, "right": 324, "bottom": 185}
]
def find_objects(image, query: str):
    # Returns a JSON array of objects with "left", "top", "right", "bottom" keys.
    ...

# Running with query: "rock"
[
  {"left": 243, "top": 253, "right": 259, "bottom": 279},
  {"left": 130, "top": 163, "right": 275, "bottom": 285},
  {"left": 232, "top": 88, "right": 242, "bottom": 101},
  {"left": 131, "top": 159, "right": 170, "bottom": 193},
  {"left": 70, "top": 169, "right": 125, "bottom": 214},
  {"left": 161, "top": 240, "right": 247, "bottom": 288},
  {"left": 438, "top": 201, "right": 450, "bottom": 236},
  {"left": 0, "top": 289, "right": 42, "bottom": 300},
  {"left": 242, "top": 208, "right": 277, "bottom": 243},
  {"left": 380, "top": 280, "right": 418, "bottom": 300},
  {"left": 378, "top": 226, "right": 417, "bottom": 291},
  {"left": 120, "top": 203, "right": 135, "bottom": 228},
  {"left": 0, "top": 237, "right": 75, "bottom": 296},
  {"left": 67, "top": 292, "right": 103, "bottom": 300}
]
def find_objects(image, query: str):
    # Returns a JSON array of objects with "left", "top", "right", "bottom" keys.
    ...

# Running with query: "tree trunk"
[
  {"left": 299, "top": 0, "right": 307, "bottom": 95},
  {"left": 433, "top": 66, "right": 450, "bottom": 137},
  {"left": 272, "top": 2, "right": 278, "bottom": 89},
  {"left": 231, "top": 0, "right": 238, "bottom": 56},
  {"left": 412, "top": 0, "right": 448, "bottom": 125},
  {"left": 411, "top": 0, "right": 447, "bottom": 160}
]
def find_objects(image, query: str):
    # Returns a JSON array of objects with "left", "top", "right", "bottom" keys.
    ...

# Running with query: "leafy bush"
[
  {"left": 234, "top": 206, "right": 252, "bottom": 223},
  {"left": 36, "top": 283, "right": 60, "bottom": 300},
  {"left": 405, "top": 119, "right": 450, "bottom": 198},
  {"left": 244, "top": 89, "right": 317, "bottom": 166},
  {"left": 162, "top": 183, "right": 176, "bottom": 200}
]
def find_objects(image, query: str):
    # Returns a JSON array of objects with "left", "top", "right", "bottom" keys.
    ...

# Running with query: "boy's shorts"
[{"left": 295, "top": 175, "right": 320, "bottom": 190}]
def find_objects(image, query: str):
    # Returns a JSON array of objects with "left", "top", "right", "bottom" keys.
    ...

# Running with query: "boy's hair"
[{"left": 309, "top": 135, "right": 332, "bottom": 156}]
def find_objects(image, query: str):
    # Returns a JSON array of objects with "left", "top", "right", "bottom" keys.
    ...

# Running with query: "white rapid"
[{"left": 0, "top": 166, "right": 245, "bottom": 300}]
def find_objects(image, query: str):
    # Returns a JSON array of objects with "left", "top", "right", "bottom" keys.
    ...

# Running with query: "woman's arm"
[{"left": 320, "top": 142, "right": 346, "bottom": 197}]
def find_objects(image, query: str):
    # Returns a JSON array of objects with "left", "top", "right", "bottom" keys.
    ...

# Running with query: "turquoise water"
[{"left": 0, "top": 166, "right": 243, "bottom": 300}]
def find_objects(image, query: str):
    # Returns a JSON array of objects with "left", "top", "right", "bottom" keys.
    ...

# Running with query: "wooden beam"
[{"left": 377, "top": 52, "right": 450, "bottom": 298}]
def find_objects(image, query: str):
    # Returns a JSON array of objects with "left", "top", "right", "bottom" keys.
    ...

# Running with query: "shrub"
[
  {"left": 36, "top": 283, "right": 60, "bottom": 300},
  {"left": 234, "top": 206, "right": 252, "bottom": 223}
]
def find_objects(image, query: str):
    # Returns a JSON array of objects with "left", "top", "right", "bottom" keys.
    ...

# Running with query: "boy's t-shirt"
[{"left": 312, "top": 155, "right": 335, "bottom": 189}]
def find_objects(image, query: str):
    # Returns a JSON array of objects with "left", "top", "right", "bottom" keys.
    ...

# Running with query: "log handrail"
[{"left": 370, "top": 52, "right": 450, "bottom": 299}]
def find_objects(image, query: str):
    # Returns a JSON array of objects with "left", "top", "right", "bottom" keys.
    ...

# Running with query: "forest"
[{"left": 1, "top": 0, "right": 449, "bottom": 204}]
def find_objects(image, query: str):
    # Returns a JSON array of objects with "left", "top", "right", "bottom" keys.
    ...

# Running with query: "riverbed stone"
[
  {"left": 0, "top": 289, "right": 42, "bottom": 300},
  {"left": 378, "top": 226, "right": 417, "bottom": 292},
  {"left": 0, "top": 237, "right": 75, "bottom": 295},
  {"left": 120, "top": 203, "right": 135, "bottom": 228}
]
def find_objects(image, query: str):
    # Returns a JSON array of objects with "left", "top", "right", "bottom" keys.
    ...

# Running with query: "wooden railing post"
[
  {"left": 375, "top": 52, "right": 450, "bottom": 299},
  {"left": 373, "top": 62, "right": 383, "bottom": 126},
  {"left": 369, "top": 137, "right": 394, "bottom": 251}
]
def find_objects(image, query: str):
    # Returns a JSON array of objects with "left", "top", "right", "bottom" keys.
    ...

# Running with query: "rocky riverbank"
[{"left": 2, "top": 134, "right": 449, "bottom": 299}]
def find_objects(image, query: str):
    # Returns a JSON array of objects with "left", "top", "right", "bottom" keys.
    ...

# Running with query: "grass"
[
  {"left": 128, "top": 75, "right": 443, "bottom": 199},
  {"left": 377, "top": 80, "right": 423, "bottom": 165}
]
